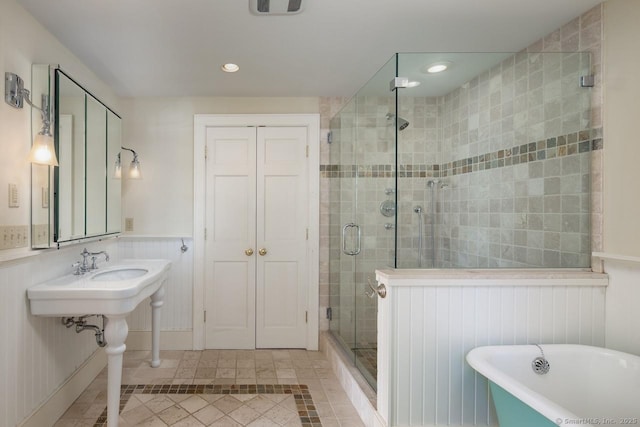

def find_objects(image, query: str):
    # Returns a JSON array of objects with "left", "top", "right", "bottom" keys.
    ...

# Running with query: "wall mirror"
[{"left": 30, "top": 66, "right": 122, "bottom": 248}]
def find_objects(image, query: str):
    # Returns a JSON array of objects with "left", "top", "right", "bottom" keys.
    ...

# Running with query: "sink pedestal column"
[
  {"left": 103, "top": 285, "right": 165, "bottom": 426},
  {"left": 104, "top": 315, "right": 128, "bottom": 427},
  {"left": 150, "top": 286, "right": 165, "bottom": 367}
]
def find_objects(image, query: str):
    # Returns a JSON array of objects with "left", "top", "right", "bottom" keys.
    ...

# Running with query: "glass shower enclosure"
[{"left": 328, "top": 51, "right": 594, "bottom": 389}]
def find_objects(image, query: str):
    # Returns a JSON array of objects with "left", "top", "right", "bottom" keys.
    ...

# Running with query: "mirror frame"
[{"left": 30, "top": 67, "right": 122, "bottom": 247}]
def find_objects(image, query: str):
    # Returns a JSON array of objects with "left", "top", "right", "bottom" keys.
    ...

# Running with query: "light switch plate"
[
  {"left": 8, "top": 183, "right": 18, "bottom": 208},
  {"left": 125, "top": 217, "right": 134, "bottom": 232}
]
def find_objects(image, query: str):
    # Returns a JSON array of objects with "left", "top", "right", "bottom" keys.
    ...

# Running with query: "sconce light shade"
[
  {"left": 114, "top": 153, "right": 122, "bottom": 179},
  {"left": 128, "top": 157, "right": 142, "bottom": 179},
  {"left": 28, "top": 132, "right": 59, "bottom": 166},
  {"left": 5, "top": 71, "right": 58, "bottom": 167},
  {"left": 115, "top": 147, "right": 142, "bottom": 179}
]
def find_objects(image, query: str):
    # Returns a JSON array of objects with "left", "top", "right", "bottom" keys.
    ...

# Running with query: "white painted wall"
[
  {"left": 601, "top": 0, "right": 640, "bottom": 356},
  {"left": 603, "top": 0, "right": 640, "bottom": 258},
  {"left": 120, "top": 97, "right": 319, "bottom": 236},
  {"left": 603, "top": 259, "right": 640, "bottom": 354}
]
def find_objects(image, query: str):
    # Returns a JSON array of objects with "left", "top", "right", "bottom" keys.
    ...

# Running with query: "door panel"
[
  {"left": 205, "top": 126, "right": 308, "bottom": 349},
  {"left": 256, "top": 127, "right": 308, "bottom": 348},
  {"left": 205, "top": 127, "right": 256, "bottom": 349},
  {"left": 264, "top": 176, "right": 298, "bottom": 240},
  {"left": 213, "top": 176, "right": 249, "bottom": 241},
  {"left": 262, "top": 261, "right": 299, "bottom": 327},
  {"left": 210, "top": 261, "right": 250, "bottom": 327}
]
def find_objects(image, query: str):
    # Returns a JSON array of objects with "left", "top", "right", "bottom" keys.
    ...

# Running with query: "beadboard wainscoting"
[
  {"left": 375, "top": 269, "right": 608, "bottom": 427},
  {"left": 119, "top": 236, "right": 194, "bottom": 349},
  {"left": 0, "top": 240, "right": 118, "bottom": 427},
  {"left": 595, "top": 253, "right": 640, "bottom": 356}
]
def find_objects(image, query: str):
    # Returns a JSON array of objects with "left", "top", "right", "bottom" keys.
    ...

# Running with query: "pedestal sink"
[{"left": 27, "top": 259, "right": 171, "bottom": 427}]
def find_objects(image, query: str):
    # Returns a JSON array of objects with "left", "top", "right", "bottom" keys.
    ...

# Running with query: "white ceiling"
[{"left": 17, "top": 0, "right": 602, "bottom": 98}]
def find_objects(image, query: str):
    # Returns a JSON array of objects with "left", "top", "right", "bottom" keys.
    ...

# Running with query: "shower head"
[{"left": 385, "top": 113, "right": 410, "bottom": 131}]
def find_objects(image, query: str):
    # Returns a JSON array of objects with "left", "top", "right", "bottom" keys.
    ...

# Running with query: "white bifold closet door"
[{"left": 204, "top": 126, "right": 309, "bottom": 349}]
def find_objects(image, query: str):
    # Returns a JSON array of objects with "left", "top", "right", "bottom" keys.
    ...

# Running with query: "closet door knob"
[
  {"left": 245, "top": 248, "right": 254, "bottom": 256},
  {"left": 258, "top": 248, "right": 267, "bottom": 256}
]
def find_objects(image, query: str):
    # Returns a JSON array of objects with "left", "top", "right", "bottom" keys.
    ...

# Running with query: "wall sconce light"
[
  {"left": 115, "top": 147, "right": 142, "bottom": 179},
  {"left": 4, "top": 72, "right": 59, "bottom": 166}
]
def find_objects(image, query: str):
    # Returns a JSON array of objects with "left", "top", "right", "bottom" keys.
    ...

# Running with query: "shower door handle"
[{"left": 342, "top": 223, "right": 361, "bottom": 256}]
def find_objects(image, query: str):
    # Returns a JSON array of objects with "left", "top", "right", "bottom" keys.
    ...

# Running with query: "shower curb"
[{"left": 320, "top": 332, "right": 385, "bottom": 427}]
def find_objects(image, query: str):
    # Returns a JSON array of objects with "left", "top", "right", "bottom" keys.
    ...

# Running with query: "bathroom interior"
[{"left": 2, "top": 0, "right": 640, "bottom": 426}]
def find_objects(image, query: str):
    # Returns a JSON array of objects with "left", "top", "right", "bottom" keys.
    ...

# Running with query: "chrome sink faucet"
[{"left": 73, "top": 248, "right": 110, "bottom": 275}]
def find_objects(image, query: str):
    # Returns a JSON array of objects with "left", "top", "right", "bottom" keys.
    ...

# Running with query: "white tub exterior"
[
  {"left": 375, "top": 269, "right": 608, "bottom": 427},
  {"left": 467, "top": 344, "right": 640, "bottom": 426}
]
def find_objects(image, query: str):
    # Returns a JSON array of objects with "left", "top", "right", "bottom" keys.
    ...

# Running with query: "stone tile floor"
[{"left": 53, "top": 349, "right": 365, "bottom": 427}]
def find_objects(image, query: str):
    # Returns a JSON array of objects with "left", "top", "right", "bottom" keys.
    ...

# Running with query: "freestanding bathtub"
[{"left": 466, "top": 344, "right": 640, "bottom": 427}]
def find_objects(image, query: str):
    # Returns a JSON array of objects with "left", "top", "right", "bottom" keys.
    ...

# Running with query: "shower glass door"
[
  {"left": 329, "top": 56, "right": 397, "bottom": 389},
  {"left": 328, "top": 100, "right": 357, "bottom": 371}
]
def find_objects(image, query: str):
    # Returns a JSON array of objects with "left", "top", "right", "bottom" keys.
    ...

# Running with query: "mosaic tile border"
[
  {"left": 93, "top": 384, "right": 321, "bottom": 427},
  {"left": 320, "top": 129, "right": 602, "bottom": 179}
]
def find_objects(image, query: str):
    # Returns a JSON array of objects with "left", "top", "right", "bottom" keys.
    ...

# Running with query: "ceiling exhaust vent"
[{"left": 249, "top": 0, "right": 304, "bottom": 15}]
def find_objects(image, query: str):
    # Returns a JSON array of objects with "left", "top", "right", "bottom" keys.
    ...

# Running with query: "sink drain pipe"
[{"left": 62, "top": 315, "right": 107, "bottom": 347}]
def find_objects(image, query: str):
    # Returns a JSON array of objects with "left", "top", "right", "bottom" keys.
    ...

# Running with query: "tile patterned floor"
[{"left": 54, "top": 349, "right": 365, "bottom": 427}]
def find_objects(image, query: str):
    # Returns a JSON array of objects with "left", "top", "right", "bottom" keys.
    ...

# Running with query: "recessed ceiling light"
[
  {"left": 221, "top": 63, "right": 239, "bottom": 73},
  {"left": 423, "top": 61, "right": 452, "bottom": 74}
]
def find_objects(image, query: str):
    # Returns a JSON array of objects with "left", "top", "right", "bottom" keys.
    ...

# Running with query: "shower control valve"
[{"left": 380, "top": 199, "right": 396, "bottom": 217}]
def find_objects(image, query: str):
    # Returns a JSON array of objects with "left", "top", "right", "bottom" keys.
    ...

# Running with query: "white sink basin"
[
  {"left": 27, "top": 259, "right": 171, "bottom": 316},
  {"left": 92, "top": 268, "right": 149, "bottom": 281}
]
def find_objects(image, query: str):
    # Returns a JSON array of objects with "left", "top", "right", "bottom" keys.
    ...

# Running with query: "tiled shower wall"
[
  {"left": 319, "top": 4, "right": 604, "bottom": 328},
  {"left": 432, "top": 51, "right": 595, "bottom": 268}
]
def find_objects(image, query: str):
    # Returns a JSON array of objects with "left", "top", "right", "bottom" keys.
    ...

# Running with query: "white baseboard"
[
  {"left": 125, "top": 330, "right": 193, "bottom": 350},
  {"left": 19, "top": 349, "right": 107, "bottom": 427}
]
